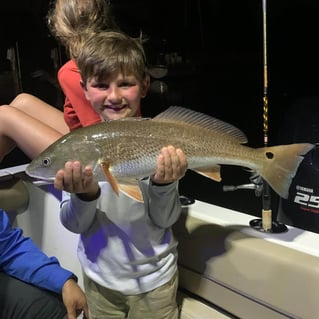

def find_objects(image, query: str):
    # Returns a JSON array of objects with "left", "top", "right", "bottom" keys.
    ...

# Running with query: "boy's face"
[{"left": 82, "top": 73, "right": 149, "bottom": 121}]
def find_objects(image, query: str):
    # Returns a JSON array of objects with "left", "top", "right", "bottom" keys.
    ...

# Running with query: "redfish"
[{"left": 25, "top": 106, "right": 314, "bottom": 200}]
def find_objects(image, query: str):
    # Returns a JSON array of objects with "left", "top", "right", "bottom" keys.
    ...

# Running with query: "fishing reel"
[{"left": 222, "top": 174, "right": 263, "bottom": 197}]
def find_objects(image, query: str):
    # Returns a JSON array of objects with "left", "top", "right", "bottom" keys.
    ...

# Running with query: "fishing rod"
[
  {"left": 249, "top": 0, "right": 287, "bottom": 233},
  {"left": 261, "top": 0, "right": 272, "bottom": 232}
]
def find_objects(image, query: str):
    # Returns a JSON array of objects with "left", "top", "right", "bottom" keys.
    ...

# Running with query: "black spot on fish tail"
[{"left": 266, "top": 152, "right": 274, "bottom": 159}]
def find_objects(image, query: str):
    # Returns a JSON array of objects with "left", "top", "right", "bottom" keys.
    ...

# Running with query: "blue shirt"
[{"left": 0, "top": 209, "right": 74, "bottom": 294}]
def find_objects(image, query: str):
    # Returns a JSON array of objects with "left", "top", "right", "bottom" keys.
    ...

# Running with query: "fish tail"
[{"left": 259, "top": 143, "right": 314, "bottom": 198}]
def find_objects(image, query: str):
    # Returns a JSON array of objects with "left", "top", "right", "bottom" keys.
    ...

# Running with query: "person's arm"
[
  {"left": 55, "top": 160, "right": 101, "bottom": 233},
  {"left": 0, "top": 210, "right": 89, "bottom": 318},
  {"left": 58, "top": 60, "right": 102, "bottom": 130},
  {"left": 145, "top": 145, "right": 187, "bottom": 227},
  {"left": 141, "top": 178, "right": 182, "bottom": 227},
  {"left": 0, "top": 209, "right": 73, "bottom": 293},
  {"left": 60, "top": 190, "right": 100, "bottom": 233}
]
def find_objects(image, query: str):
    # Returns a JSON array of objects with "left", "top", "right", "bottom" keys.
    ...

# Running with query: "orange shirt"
[{"left": 58, "top": 60, "right": 102, "bottom": 131}]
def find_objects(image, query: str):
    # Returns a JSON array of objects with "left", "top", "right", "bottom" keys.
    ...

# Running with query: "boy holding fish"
[
  {"left": 25, "top": 20, "right": 315, "bottom": 319},
  {"left": 53, "top": 31, "right": 188, "bottom": 318}
]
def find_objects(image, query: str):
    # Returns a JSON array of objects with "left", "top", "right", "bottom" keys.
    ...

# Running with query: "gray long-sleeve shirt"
[{"left": 60, "top": 178, "right": 181, "bottom": 295}]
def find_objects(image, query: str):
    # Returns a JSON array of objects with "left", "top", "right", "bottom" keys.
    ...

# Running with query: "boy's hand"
[
  {"left": 151, "top": 145, "right": 187, "bottom": 185},
  {"left": 54, "top": 161, "right": 99, "bottom": 199}
]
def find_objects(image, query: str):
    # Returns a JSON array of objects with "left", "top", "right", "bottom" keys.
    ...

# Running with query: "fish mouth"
[
  {"left": 31, "top": 178, "right": 55, "bottom": 186},
  {"left": 24, "top": 170, "right": 55, "bottom": 184}
]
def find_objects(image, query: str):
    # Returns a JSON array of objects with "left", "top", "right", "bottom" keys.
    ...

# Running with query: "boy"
[{"left": 54, "top": 31, "right": 187, "bottom": 318}]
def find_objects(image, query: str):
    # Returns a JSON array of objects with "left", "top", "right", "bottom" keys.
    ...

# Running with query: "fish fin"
[
  {"left": 101, "top": 163, "right": 143, "bottom": 201},
  {"left": 259, "top": 143, "right": 314, "bottom": 199},
  {"left": 193, "top": 165, "right": 222, "bottom": 182},
  {"left": 100, "top": 162, "right": 119, "bottom": 196},
  {"left": 119, "top": 184, "right": 144, "bottom": 203},
  {"left": 154, "top": 106, "right": 247, "bottom": 143}
]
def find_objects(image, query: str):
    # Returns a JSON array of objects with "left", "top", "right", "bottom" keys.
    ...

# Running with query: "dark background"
[{"left": 1, "top": 0, "right": 319, "bottom": 217}]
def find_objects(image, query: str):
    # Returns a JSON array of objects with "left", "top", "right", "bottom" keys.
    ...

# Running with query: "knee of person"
[
  {"left": 0, "top": 177, "right": 29, "bottom": 213},
  {"left": 10, "top": 93, "right": 34, "bottom": 108},
  {"left": 0, "top": 273, "right": 67, "bottom": 319}
]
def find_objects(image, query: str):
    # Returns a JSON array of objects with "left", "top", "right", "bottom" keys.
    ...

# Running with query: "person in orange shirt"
[{"left": 0, "top": 0, "right": 118, "bottom": 163}]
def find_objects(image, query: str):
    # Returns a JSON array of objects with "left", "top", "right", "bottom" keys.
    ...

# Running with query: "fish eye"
[{"left": 42, "top": 157, "right": 52, "bottom": 167}]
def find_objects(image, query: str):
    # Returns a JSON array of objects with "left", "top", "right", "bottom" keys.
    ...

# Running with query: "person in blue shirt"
[{"left": 0, "top": 208, "right": 89, "bottom": 319}]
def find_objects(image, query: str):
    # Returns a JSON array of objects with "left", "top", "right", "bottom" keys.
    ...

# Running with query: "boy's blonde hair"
[
  {"left": 77, "top": 31, "right": 147, "bottom": 84},
  {"left": 47, "top": 0, "right": 118, "bottom": 59}
]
